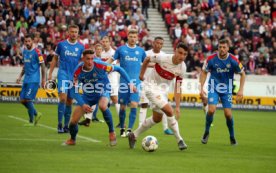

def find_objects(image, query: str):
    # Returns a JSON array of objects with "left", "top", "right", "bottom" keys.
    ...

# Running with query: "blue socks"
[
  {"left": 64, "top": 105, "right": 72, "bottom": 127},
  {"left": 226, "top": 117, "right": 234, "bottom": 138},
  {"left": 58, "top": 102, "right": 65, "bottom": 124},
  {"left": 128, "top": 108, "right": 137, "bottom": 129},
  {"left": 102, "top": 109, "right": 114, "bottom": 132},
  {"left": 69, "top": 123, "right": 78, "bottom": 141},
  {"left": 24, "top": 101, "right": 37, "bottom": 123},
  {"left": 119, "top": 109, "right": 126, "bottom": 129},
  {"left": 92, "top": 104, "right": 99, "bottom": 119},
  {"left": 205, "top": 113, "right": 213, "bottom": 134}
]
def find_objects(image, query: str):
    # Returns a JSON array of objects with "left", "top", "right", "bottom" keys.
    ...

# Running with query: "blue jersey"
[
  {"left": 113, "top": 44, "right": 146, "bottom": 85},
  {"left": 203, "top": 53, "right": 244, "bottom": 94},
  {"left": 55, "top": 39, "right": 84, "bottom": 81},
  {"left": 72, "top": 59, "right": 131, "bottom": 106},
  {"left": 22, "top": 48, "right": 44, "bottom": 83}
]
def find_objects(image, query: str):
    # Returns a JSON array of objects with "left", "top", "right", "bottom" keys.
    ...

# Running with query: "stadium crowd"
[{"left": 0, "top": 0, "right": 275, "bottom": 75}]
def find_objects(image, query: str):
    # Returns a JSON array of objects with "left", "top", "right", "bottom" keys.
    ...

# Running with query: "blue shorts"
[
  {"left": 57, "top": 78, "right": 73, "bottom": 99},
  {"left": 20, "top": 83, "right": 39, "bottom": 100},
  {"left": 76, "top": 92, "right": 110, "bottom": 106},
  {"left": 208, "top": 91, "right": 232, "bottom": 108},
  {"left": 118, "top": 87, "right": 140, "bottom": 105}
]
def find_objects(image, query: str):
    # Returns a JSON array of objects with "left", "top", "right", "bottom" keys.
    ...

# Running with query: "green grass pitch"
[{"left": 0, "top": 103, "right": 275, "bottom": 173}]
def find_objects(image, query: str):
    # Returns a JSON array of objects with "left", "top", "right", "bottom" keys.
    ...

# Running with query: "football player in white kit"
[
  {"left": 128, "top": 42, "right": 189, "bottom": 150},
  {"left": 139, "top": 37, "right": 174, "bottom": 135}
]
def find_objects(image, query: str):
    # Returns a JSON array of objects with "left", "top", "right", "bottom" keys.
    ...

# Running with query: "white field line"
[{"left": 7, "top": 115, "right": 101, "bottom": 143}]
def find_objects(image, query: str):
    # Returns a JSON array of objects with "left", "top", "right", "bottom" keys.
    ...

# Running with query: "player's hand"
[
  {"left": 130, "top": 84, "right": 137, "bottom": 93},
  {"left": 139, "top": 75, "right": 145, "bottom": 81},
  {"left": 82, "top": 104, "right": 93, "bottom": 113},
  {"left": 16, "top": 78, "right": 21, "bottom": 84},
  {"left": 236, "top": 90, "right": 243, "bottom": 102},
  {"left": 175, "top": 107, "right": 181, "bottom": 120}
]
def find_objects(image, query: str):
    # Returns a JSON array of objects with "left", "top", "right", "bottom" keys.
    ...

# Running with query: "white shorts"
[
  {"left": 144, "top": 85, "right": 168, "bottom": 114},
  {"left": 108, "top": 72, "right": 119, "bottom": 97}
]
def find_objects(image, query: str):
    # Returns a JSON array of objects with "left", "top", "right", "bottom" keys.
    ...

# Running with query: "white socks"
[
  {"left": 138, "top": 107, "right": 147, "bottom": 127},
  {"left": 167, "top": 116, "right": 183, "bottom": 142},
  {"left": 162, "top": 113, "right": 168, "bottom": 130},
  {"left": 115, "top": 103, "right": 120, "bottom": 116},
  {"left": 134, "top": 116, "right": 156, "bottom": 138}
]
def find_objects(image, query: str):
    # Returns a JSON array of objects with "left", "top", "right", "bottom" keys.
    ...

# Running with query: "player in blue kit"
[
  {"left": 16, "top": 34, "right": 46, "bottom": 125},
  {"left": 48, "top": 25, "right": 85, "bottom": 133},
  {"left": 199, "top": 39, "right": 246, "bottom": 145},
  {"left": 63, "top": 49, "right": 136, "bottom": 146},
  {"left": 108, "top": 29, "right": 146, "bottom": 137}
]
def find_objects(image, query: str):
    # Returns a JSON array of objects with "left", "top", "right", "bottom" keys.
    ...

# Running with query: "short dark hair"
[
  {"left": 24, "top": 34, "right": 33, "bottom": 40},
  {"left": 83, "top": 49, "right": 94, "bottom": 56},
  {"left": 154, "top": 37, "right": 164, "bottom": 41},
  {"left": 176, "top": 42, "right": 188, "bottom": 51},
  {"left": 219, "top": 39, "right": 229, "bottom": 46}
]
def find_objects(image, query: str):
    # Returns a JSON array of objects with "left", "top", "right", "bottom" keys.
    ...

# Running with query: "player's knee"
[
  {"left": 99, "top": 104, "right": 108, "bottom": 111},
  {"left": 66, "top": 99, "right": 73, "bottom": 105},
  {"left": 152, "top": 115, "right": 162, "bottom": 123},
  {"left": 208, "top": 107, "right": 216, "bottom": 115}
]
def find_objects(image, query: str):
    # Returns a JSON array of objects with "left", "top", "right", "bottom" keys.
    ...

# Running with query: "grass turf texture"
[{"left": 0, "top": 103, "right": 275, "bottom": 173}]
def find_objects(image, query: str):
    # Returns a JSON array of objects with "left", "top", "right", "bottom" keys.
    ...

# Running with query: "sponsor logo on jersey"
[
  {"left": 65, "top": 50, "right": 78, "bottom": 57},
  {"left": 217, "top": 68, "right": 230, "bottom": 73},
  {"left": 125, "top": 55, "right": 138, "bottom": 61}
]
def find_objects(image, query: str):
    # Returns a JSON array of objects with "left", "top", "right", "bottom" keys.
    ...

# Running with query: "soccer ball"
[{"left": 142, "top": 135, "right": 158, "bottom": 152}]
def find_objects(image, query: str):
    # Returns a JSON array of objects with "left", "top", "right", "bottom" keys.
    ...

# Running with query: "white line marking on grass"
[
  {"left": 0, "top": 138, "right": 92, "bottom": 142},
  {"left": 8, "top": 115, "right": 101, "bottom": 143}
]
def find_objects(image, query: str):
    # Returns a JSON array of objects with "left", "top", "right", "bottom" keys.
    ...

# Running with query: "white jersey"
[
  {"left": 101, "top": 47, "right": 119, "bottom": 96},
  {"left": 145, "top": 49, "right": 166, "bottom": 77},
  {"left": 145, "top": 54, "right": 187, "bottom": 94},
  {"left": 101, "top": 48, "right": 116, "bottom": 64}
]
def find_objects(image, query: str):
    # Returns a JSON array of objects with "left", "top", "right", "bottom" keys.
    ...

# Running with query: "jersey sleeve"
[
  {"left": 35, "top": 48, "right": 44, "bottom": 64},
  {"left": 202, "top": 59, "right": 212, "bottom": 72},
  {"left": 55, "top": 42, "right": 62, "bottom": 57},
  {"left": 179, "top": 62, "right": 187, "bottom": 79},
  {"left": 94, "top": 59, "right": 114, "bottom": 72},
  {"left": 233, "top": 59, "right": 244, "bottom": 74},
  {"left": 113, "top": 47, "right": 120, "bottom": 60}
]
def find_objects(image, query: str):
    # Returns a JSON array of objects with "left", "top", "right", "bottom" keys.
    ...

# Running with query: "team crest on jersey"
[
  {"left": 124, "top": 50, "right": 128, "bottom": 54},
  {"left": 93, "top": 73, "right": 97, "bottom": 77},
  {"left": 135, "top": 51, "right": 139, "bottom": 55},
  {"left": 226, "top": 63, "right": 231, "bottom": 68},
  {"left": 75, "top": 48, "right": 79, "bottom": 51}
]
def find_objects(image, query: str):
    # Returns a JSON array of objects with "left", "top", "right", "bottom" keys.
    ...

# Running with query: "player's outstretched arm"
[
  {"left": 236, "top": 71, "right": 246, "bottom": 102},
  {"left": 140, "top": 57, "right": 151, "bottom": 81},
  {"left": 174, "top": 77, "right": 183, "bottom": 120},
  {"left": 48, "top": 55, "right": 58, "bottom": 80},
  {"left": 16, "top": 67, "right": 25, "bottom": 84},
  {"left": 199, "top": 70, "right": 208, "bottom": 100},
  {"left": 113, "top": 65, "right": 137, "bottom": 93},
  {"left": 40, "top": 62, "right": 46, "bottom": 89}
]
